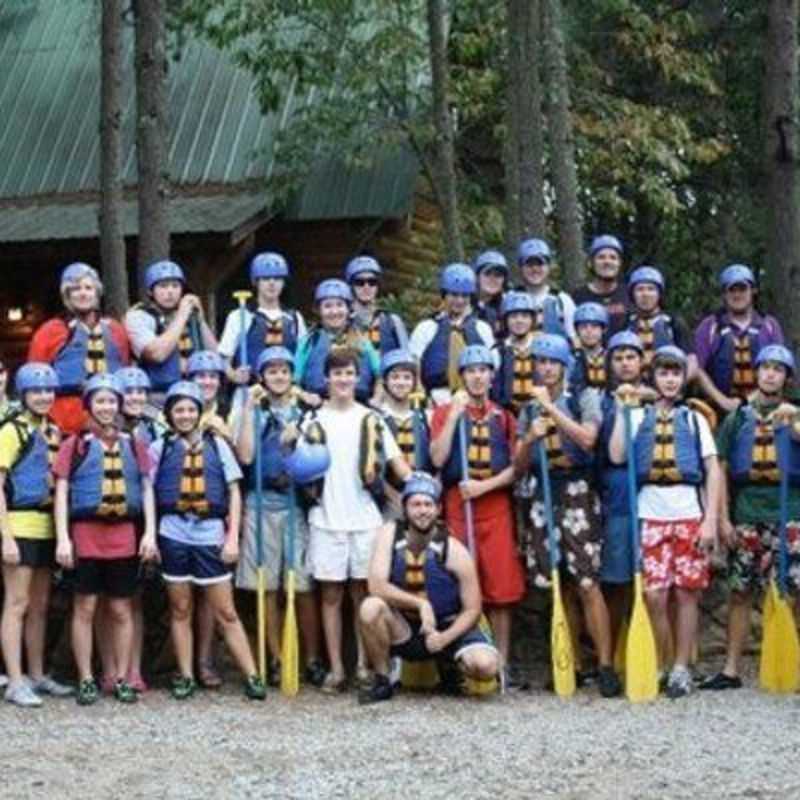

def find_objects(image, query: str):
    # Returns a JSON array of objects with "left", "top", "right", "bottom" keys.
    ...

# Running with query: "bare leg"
[
  {"left": 194, "top": 589, "right": 217, "bottom": 671},
  {"left": 349, "top": 580, "right": 367, "bottom": 670},
  {"left": 24, "top": 567, "right": 51, "bottom": 681},
  {"left": 265, "top": 591, "right": 282, "bottom": 662},
  {"left": 645, "top": 588, "right": 672, "bottom": 670},
  {"left": 107, "top": 597, "right": 135, "bottom": 681},
  {"left": 95, "top": 597, "right": 116, "bottom": 681},
  {"left": 205, "top": 581, "right": 257, "bottom": 678},
  {"left": 485, "top": 605, "right": 513, "bottom": 665},
  {"left": 673, "top": 587, "right": 700, "bottom": 669},
  {"left": 358, "top": 597, "right": 396, "bottom": 676},
  {"left": 297, "top": 591, "right": 321, "bottom": 665},
  {"left": 460, "top": 646, "right": 500, "bottom": 681},
  {"left": 320, "top": 581, "right": 345, "bottom": 678},
  {"left": 129, "top": 593, "right": 145, "bottom": 681},
  {"left": 578, "top": 583, "right": 614, "bottom": 667},
  {"left": 1, "top": 565, "right": 33, "bottom": 683},
  {"left": 721, "top": 590, "right": 752, "bottom": 677},
  {"left": 166, "top": 583, "right": 194, "bottom": 678},
  {"left": 603, "top": 583, "right": 632, "bottom": 650},
  {"left": 562, "top": 585, "right": 584, "bottom": 672},
  {"left": 72, "top": 594, "right": 99, "bottom": 682}
]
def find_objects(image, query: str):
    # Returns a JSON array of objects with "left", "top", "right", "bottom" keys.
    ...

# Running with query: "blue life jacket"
[
  {"left": 598, "top": 392, "right": 629, "bottom": 515},
  {"left": 3, "top": 416, "right": 56, "bottom": 510},
  {"left": 634, "top": 405, "right": 703, "bottom": 486},
  {"left": 53, "top": 319, "right": 124, "bottom": 394},
  {"left": 441, "top": 408, "right": 511, "bottom": 487},
  {"left": 627, "top": 312, "right": 675, "bottom": 351},
  {"left": 125, "top": 416, "right": 165, "bottom": 447},
  {"left": 476, "top": 299, "right": 504, "bottom": 338},
  {"left": 568, "top": 348, "right": 607, "bottom": 395},
  {"left": 136, "top": 304, "right": 196, "bottom": 393},
  {"left": 524, "top": 391, "right": 594, "bottom": 477},
  {"left": 491, "top": 340, "right": 536, "bottom": 411},
  {"left": 357, "top": 310, "right": 406, "bottom": 356},
  {"left": 420, "top": 313, "right": 483, "bottom": 391},
  {"left": 68, "top": 433, "right": 144, "bottom": 521},
  {"left": 299, "top": 327, "right": 375, "bottom": 402},
  {"left": 383, "top": 410, "right": 433, "bottom": 475},
  {"left": 389, "top": 524, "right": 461, "bottom": 626},
  {"left": 728, "top": 406, "right": 800, "bottom": 486},
  {"left": 245, "top": 404, "right": 302, "bottom": 492},
  {"left": 706, "top": 314, "right": 770, "bottom": 396},
  {"left": 155, "top": 433, "right": 229, "bottom": 518},
  {"left": 234, "top": 309, "right": 299, "bottom": 372},
  {"left": 535, "top": 294, "right": 567, "bottom": 337}
]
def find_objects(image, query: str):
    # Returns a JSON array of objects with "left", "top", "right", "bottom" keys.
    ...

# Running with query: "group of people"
[{"left": 0, "top": 235, "right": 796, "bottom": 709}]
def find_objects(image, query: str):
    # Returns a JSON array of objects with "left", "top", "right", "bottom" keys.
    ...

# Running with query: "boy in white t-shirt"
[
  {"left": 608, "top": 345, "right": 721, "bottom": 699},
  {"left": 303, "top": 347, "right": 410, "bottom": 692}
]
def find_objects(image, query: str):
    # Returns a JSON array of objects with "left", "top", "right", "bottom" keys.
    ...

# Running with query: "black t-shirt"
[{"left": 573, "top": 283, "right": 629, "bottom": 335}]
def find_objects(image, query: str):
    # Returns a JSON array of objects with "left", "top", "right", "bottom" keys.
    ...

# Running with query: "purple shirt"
[{"left": 693, "top": 310, "right": 784, "bottom": 369}]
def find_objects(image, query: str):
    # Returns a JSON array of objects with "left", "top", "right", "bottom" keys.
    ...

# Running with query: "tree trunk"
[
  {"left": 134, "top": 0, "right": 170, "bottom": 294},
  {"left": 543, "top": 0, "right": 584, "bottom": 292},
  {"left": 99, "top": 0, "right": 128, "bottom": 316},
  {"left": 426, "top": 0, "right": 464, "bottom": 263},
  {"left": 763, "top": 0, "right": 800, "bottom": 348}
]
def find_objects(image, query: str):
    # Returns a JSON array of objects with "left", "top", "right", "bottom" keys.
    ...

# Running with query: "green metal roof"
[{"left": 0, "top": 0, "right": 418, "bottom": 240}]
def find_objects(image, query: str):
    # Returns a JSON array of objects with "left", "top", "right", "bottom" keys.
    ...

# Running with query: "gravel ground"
[{"left": 3, "top": 661, "right": 800, "bottom": 800}]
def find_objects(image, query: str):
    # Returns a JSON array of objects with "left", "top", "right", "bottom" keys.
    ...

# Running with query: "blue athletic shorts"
[
  {"left": 600, "top": 515, "right": 635, "bottom": 584},
  {"left": 158, "top": 535, "right": 232, "bottom": 586}
]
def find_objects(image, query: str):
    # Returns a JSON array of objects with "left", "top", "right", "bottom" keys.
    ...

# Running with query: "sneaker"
[
  {"left": 30, "top": 675, "right": 74, "bottom": 698},
  {"left": 244, "top": 674, "right": 267, "bottom": 701},
  {"left": 320, "top": 671, "right": 347, "bottom": 694},
  {"left": 5, "top": 680, "right": 43, "bottom": 708},
  {"left": 388, "top": 657, "right": 402, "bottom": 689},
  {"left": 76, "top": 679, "right": 100, "bottom": 707},
  {"left": 171, "top": 675, "right": 197, "bottom": 701},
  {"left": 304, "top": 659, "right": 327, "bottom": 689},
  {"left": 267, "top": 659, "right": 281, "bottom": 688},
  {"left": 658, "top": 670, "right": 669, "bottom": 693},
  {"left": 358, "top": 673, "right": 393, "bottom": 705},
  {"left": 597, "top": 666, "right": 623, "bottom": 698},
  {"left": 699, "top": 671, "right": 742, "bottom": 691},
  {"left": 356, "top": 665, "right": 372, "bottom": 687},
  {"left": 113, "top": 680, "right": 138, "bottom": 704},
  {"left": 503, "top": 664, "right": 531, "bottom": 692},
  {"left": 666, "top": 666, "right": 692, "bottom": 700},
  {"left": 0, "top": 674, "right": 8, "bottom": 689}
]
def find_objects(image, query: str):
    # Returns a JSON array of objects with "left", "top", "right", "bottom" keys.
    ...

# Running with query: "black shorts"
[
  {"left": 73, "top": 557, "right": 139, "bottom": 598},
  {"left": 389, "top": 616, "right": 496, "bottom": 664},
  {"left": 13, "top": 538, "right": 55, "bottom": 569}
]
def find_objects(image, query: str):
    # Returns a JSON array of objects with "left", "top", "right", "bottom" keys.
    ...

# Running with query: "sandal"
[
  {"left": 320, "top": 671, "right": 347, "bottom": 694},
  {"left": 304, "top": 660, "right": 327, "bottom": 689},
  {"left": 244, "top": 674, "right": 267, "bottom": 701},
  {"left": 197, "top": 662, "right": 222, "bottom": 690},
  {"left": 76, "top": 679, "right": 100, "bottom": 707},
  {"left": 699, "top": 672, "right": 742, "bottom": 691},
  {"left": 113, "top": 680, "right": 138, "bottom": 704},
  {"left": 171, "top": 675, "right": 197, "bottom": 700}
]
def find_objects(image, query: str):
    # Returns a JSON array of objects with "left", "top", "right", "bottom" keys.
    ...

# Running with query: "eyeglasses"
[{"left": 352, "top": 278, "right": 378, "bottom": 287}]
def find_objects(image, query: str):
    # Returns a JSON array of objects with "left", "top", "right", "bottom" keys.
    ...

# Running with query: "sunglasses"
[{"left": 352, "top": 278, "right": 378, "bottom": 287}]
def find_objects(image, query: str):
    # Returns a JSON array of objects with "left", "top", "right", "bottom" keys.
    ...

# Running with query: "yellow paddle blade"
[
  {"left": 280, "top": 570, "right": 300, "bottom": 697},
  {"left": 614, "top": 619, "right": 628, "bottom": 675},
  {"left": 401, "top": 659, "right": 440, "bottom": 690},
  {"left": 256, "top": 568, "right": 267, "bottom": 683},
  {"left": 551, "top": 570, "right": 576, "bottom": 698},
  {"left": 760, "top": 581, "right": 800, "bottom": 693},
  {"left": 625, "top": 574, "right": 659, "bottom": 703}
]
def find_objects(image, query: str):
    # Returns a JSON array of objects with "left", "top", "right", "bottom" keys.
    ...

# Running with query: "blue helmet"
[
  {"left": 589, "top": 235, "right": 623, "bottom": 258},
  {"left": 607, "top": 330, "right": 644, "bottom": 355},
  {"left": 531, "top": 333, "right": 572, "bottom": 367},
  {"left": 165, "top": 380, "right": 204, "bottom": 409},
  {"left": 15, "top": 362, "right": 59, "bottom": 395},
  {"left": 501, "top": 291, "right": 537, "bottom": 318},
  {"left": 250, "top": 252, "right": 289, "bottom": 283},
  {"left": 345, "top": 256, "right": 382, "bottom": 283},
  {"left": 380, "top": 348, "right": 416, "bottom": 380},
  {"left": 755, "top": 344, "right": 795, "bottom": 375},
  {"left": 473, "top": 250, "right": 509, "bottom": 276},
  {"left": 720, "top": 263, "right": 755, "bottom": 290},
  {"left": 114, "top": 366, "right": 151, "bottom": 393},
  {"left": 628, "top": 265, "right": 665, "bottom": 297},
  {"left": 82, "top": 373, "right": 123, "bottom": 405},
  {"left": 439, "top": 263, "right": 476, "bottom": 295},
  {"left": 61, "top": 262, "right": 101, "bottom": 292},
  {"left": 574, "top": 302, "right": 610, "bottom": 328},
  {"left": 314, "top": 278, "right": 352, "bottom": 305},
  {"left": 652, "top": 345, "right": 688, "bottom": 371},
  {"left": 517, "top": 238, "right": 552, "bottom": 265},
  {"left": 458, "top": 344, "right": 494, "bottom": 372},
  {"left": 257, "top": 346, "right": 295, "bottom": 373},
  {"left": 285, "top": 440, "right": 331, "bottom": 485},
  {"left": 186, "top": 350, "right": 225, "bottom": 377},
  {"left": 145, "top": 260, "right": 185, "bottom": 292},
  {"left": 402, "top": 471, "right": 442, "bottom": 504}
]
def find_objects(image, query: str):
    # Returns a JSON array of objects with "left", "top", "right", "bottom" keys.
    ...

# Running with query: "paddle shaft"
[
  {"left": 254, "top": 404, "right": 266, "bottom": 682},
  {"left": 457, "top": 414, "right": 476, "bottom": 559},
  {"left": 778, "top": 425, "right": 790, "bottom": 595},
  {"left": 624, "top": 406, "right": 641, "bottom": 574}
]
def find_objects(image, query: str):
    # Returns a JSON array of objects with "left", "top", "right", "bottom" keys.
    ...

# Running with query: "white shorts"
[
  {"left": 308, "top": 525, "right": 377, "bottom": 582},
  {"left": 236, "top": 499, "right": 313, "bottom": 592}
]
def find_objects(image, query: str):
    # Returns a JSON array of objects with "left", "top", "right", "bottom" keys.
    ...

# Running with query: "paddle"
[
  {"left": 623, "top": 405, "right": 659, "bottom": 702},
  {"left": 537, "top": 438, "right": 575, "bottom": 698},
  {"left": 254, "top": 403, "right": 267, "bottom": 683},
  {"left": 280, "top": 478, "right": 300, "bottom": 697},
  {"left": 759, "top": 424, "right": 800, "bottom": 693},
  {"left": 457, "top": 414, "right": 476, "bottom": 559},
  {"left": 230, "top": 290, "right": 253, "bottom": 436}
]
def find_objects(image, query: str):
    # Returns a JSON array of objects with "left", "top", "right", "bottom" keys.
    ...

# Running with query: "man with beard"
[{"left": 573, "top": 235, "right": 629, "bottom": 335}]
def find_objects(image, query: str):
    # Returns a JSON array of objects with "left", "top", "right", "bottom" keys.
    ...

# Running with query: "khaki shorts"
[
  {"left": 308, "top": 525, "right": 377, "bottom": 582},
  {"left": 236, "top": 497, "right": 313, "bottom": 592}
]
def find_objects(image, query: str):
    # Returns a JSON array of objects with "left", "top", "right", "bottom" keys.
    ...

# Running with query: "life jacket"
[
  {"left": 298, "top": 327, "right": 375, "bottom": 402},
  {"left": 68, "top": 432, "right": 144, "bottom": 521},
  {"left": 420, "top": 312, "right": 483, "bottom": 392},
  {"left": 476, "top": 299, "right": 504, "bottom": 338},
  {"left": 234, "top": 308, "right": 300, "bottom": 372},
  {"left": 634, "top": 405, "right": 703, "bottom": 486},
  {"left": 728, "top": 405, "right": 800, "bottom": 486},
  {"left": 2, "top": 413, "right": 60, "bottom": 510},
  {"left": 389, "top": 522, "right": 461, "bottom": 625},
  {"left": 628, "top": 312, "right": 675, "bottom": 369},
  {"left": 492, "top": 339, "right": 536, "bottom": 414},
  {"left": 134, "top": 303, "right": 195, "bottom": 392},
  {"left": 53, "top": 318, "right": 125, "bottom": 394},
  {"left": 523, "top": 391, "right": 594, "bottom": 477},
  {"left": 383, "top": 410, "right": 433, "bottom": 475},
  {"left": 354, "top": 309, "right": 405, "bottom": 356},
  {"left": 532, "top": 294, "right": 566, "bottom": 338},
  {"left": 359, "top": 410, "right": 388, "bottom": 504},
  {"left": 706, "top": 314, "right": 766, "bottom": 398},
  {"left": 569, "top": 348, "right": 607, "bottom": 394},
  {"left": 441, "top": 405, "right": 511, "bottom": 487},
  {"left": 597, "top": 391, "right": 629, "bottom": 515},
  {"left": 155, "top": 432, "right": 229, "bottom": 518},
  {"left": 245, "top": 402, "right": 302, "bottom": 492}
]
